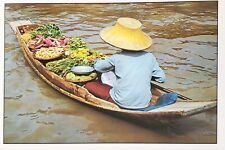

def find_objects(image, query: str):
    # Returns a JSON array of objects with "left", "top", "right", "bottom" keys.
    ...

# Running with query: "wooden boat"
[{"left": 9, "top": 20, "right": 217, "bottom": 124}]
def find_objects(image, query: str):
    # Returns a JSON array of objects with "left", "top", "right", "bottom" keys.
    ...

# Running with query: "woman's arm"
[
  {"left": 94, "top": 55, "right": 115, "bottom": 73},
  {"left": 151, "top": 55, "right": 166, "bottom": 83}
]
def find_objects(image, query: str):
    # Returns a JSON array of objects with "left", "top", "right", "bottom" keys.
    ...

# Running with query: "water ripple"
[{"left": 4, "top": 2, "right": 217, "bottom": 143}]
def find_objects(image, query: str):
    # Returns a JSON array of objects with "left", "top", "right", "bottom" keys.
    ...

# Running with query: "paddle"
[{"left": 151, "top": 81, "right": 192, "bottom": 100}]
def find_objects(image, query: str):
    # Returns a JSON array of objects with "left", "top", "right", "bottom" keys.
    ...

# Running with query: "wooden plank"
[
  {"left": 149, "top": 101, "right": 216, "bottom": 112},
  {"left": 9, "top": 20, "right": 32, "bottom": 33}
]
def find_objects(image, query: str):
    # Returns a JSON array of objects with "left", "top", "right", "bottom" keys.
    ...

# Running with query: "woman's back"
[{"left": 94, "top": 51, "right": 165, "bottom": 109}]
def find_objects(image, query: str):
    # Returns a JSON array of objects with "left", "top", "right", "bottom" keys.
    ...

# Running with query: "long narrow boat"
[{"left": 9, "top": 20, "right": 217, "bottom": 124}]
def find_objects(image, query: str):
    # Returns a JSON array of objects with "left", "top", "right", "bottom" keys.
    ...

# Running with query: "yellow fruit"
[
  {"left": 89, "top": 72, "right": 97, "bottom": 78},
  {"left": 21, "top": 32, "right": 32, "bottom": 43}
]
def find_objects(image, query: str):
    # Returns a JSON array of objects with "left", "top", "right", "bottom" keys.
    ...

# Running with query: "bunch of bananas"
[{"left": 65, "top": 72, "right": 97, "bottom": 82}]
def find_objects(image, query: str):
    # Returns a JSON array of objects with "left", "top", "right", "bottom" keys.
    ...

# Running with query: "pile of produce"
[
  {"left": 67, "top": 37, "right": 87, "bottom": 51},
  {"left": 67, "top": 48, "right": 104, "bottom": 66},
  {"left": 34, "top": 47, "right": 64, "bottom": 60},
  {"left": 46, "top": 58, "right": 79, "bottom": 76},
  {"left": 21, "top": 32, "right": 32, "bottom": 43},
  {"left": 65, "top": 72, "right": 97, "bottom": 83},
  {"left": 23, "top": 23, "right": 105, "bottom": 83},
  {"left": 30, "top": 24, "right": 62, "bottom": 39},
  {"left": 27, "top": 35, "right": 69, "bottom": 51}
]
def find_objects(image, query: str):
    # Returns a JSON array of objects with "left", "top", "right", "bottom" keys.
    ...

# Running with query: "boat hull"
[{"left": 12, "top": 22, "right": 217, "bottom": 124}]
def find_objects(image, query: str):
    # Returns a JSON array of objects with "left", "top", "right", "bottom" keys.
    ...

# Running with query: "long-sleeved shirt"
[{"left": 94, "top": 51, "right": 165, "bottom": 109}]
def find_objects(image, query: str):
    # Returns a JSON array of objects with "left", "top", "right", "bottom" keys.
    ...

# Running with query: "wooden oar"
[{"left": 151, "top": 81, "right": 192, "bottom": 100}]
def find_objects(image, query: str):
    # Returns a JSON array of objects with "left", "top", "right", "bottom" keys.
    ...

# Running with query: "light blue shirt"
[{"left": 94, "top": 51, "right": 165, "bottom": 109}]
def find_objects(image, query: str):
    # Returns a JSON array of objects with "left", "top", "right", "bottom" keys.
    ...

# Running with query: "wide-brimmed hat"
[{"left": 100, "top": 17, "right": 152, "bottom": 51}]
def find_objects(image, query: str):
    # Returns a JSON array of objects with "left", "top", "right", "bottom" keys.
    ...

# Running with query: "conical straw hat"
[{"left": 100, "top": 17, "right": 152, "bottom": 51}]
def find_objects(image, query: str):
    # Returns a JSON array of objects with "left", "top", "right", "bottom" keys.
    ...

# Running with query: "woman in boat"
[{"left": 85, "top": 17, "right": 174, "bottom": 110}]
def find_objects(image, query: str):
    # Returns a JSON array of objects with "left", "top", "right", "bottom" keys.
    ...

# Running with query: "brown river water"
[{"left": 4, "top": 2, "right": 217, "bottom": 143}]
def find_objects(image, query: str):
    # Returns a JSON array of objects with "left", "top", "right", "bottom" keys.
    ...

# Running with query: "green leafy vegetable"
[
  {"left": 67, "top": 37, "right": 87, "bottom": 51},
  {"left": 31, "top": 24, "right": 62, "bottom": 38},
  {"left": 46, "top": 57, "right": 94, "bottom": 76},
  {"left": 46, "top": 58, "right": 79, "bottom": 76}
]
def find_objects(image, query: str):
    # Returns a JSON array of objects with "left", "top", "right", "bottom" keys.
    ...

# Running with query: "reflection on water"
[{"left": 4, "top": 2, "right": 217, "bottom": 143}]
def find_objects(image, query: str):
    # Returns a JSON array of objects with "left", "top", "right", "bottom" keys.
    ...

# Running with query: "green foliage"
[
  {"left": 46, "top": 57, "right": 94, "bottom": 76},
  {"left": 31, "top": 24, "right": 62, "bottom": 38},
  {"left": 67, "top": 37, "right": 87, "bottom": 51},
  {"left": 46, "top": 58, "right": 79, "bottom": 76}
]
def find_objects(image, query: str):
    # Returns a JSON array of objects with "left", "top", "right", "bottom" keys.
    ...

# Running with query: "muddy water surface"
[{"left": 4, "top": 2, "right": 217, "bottom": 143}]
